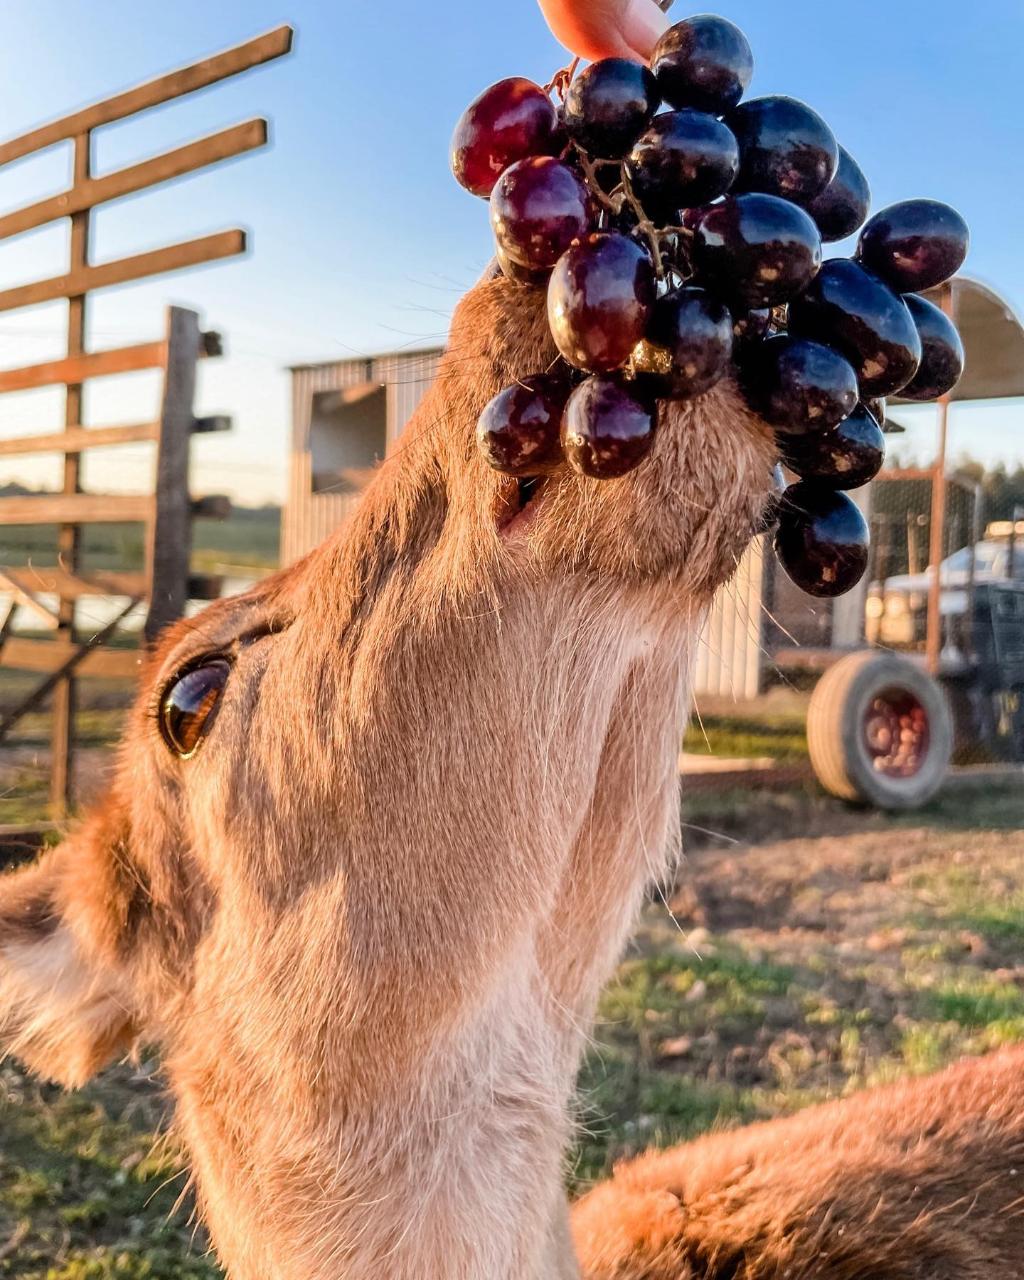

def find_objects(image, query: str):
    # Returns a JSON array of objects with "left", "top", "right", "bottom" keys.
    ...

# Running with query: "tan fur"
[
  {"left": 573, "top": 1047, "right": 1024, "bottom": 1279},
  {"left": 1, "top": 272, "right": 1007, "bottom": 1278}
]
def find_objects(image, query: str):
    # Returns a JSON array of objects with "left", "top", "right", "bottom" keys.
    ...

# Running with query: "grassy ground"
[
  {"left": 1, "top": 508, "right": 280, "bottom": 577},
  {"left": 573, "top": 781, "right": 1024, "bottom": 1187},
  {"left": 682, "top": 690, "right": 810, "bottom": 762},
  {"left": 0, "top": 1065, "right": 217, "bottom": 1278},
  {"left": 0, "top": 782, "right": 1020, "bottom": 1272}
]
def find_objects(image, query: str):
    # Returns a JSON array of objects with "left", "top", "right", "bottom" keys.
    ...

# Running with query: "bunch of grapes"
[{"left": 450, "top": 14, "right": 969, "bottom": 598}]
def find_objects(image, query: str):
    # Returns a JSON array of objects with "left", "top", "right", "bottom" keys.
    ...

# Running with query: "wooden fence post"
[
  {"left": 0, "top": 26, "right": 291, "bottom": 821},
  {"left": 146, "top": 307, "right": 201, "bottom": 643}
]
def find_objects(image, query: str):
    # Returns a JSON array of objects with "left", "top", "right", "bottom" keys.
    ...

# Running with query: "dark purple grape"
[
  {"left": 692, "top": 194, "right": 822, "bottom": 308},
  {"left": 899, "top": 293, "right": 965, "bottom": 401},
  {"left": 806, "top": 146, "right": 871, "bottom": 243},
  {"left": 625, "top": 111, "right": 739, "bottom": 222},
  {"left": 562, "top": 58, "right": 660, "bottom": 159},
  {"left": 495, "top": 243, "right": 550, "bottom": 286},
  {"left": 451, "top": 78, "right": 560, "bottom": 198},
  {"left": 547, "top": 232, "right": 656, "bottom": 373},
  {"left": 782, "top": 404, "right": 885, "bottom": 490},
  {"left": 563, "top": 376, "right": 656, "bottom": 478},
  {"left": 727, "top": 96, "right": 838, "bottom": 206},
  {"left": 477, "top": 375, "right": 568, "bottom": 476},
  {"left": 652, "top": 15, "right": 754, "bottom": 114},
  {"left": 756, "top": 462, "right": 788, "bottom": 533},
  {"left": 490, "top": 157, "right": 593, "bottom": 270},
  {"left": 788, "top": 259, "right": 922, "bottom": 398},
  {"left": 641, "top": 286, "right": 734, "bottom": 398},
  {"left": 733, "top": 307, "right": 772, "bottom": 345},
  {"left": 681, "top": 202, "right": 719, "bottom": 232},
  {"left": 774, "top": 484, "right": 870, "bottom": 597},
  {"left": 864, "top": 397, "right": 888, "bottom": 430},
  {"left": 744, "top": 335, "right": 858, "bottom": 435},
  {"left": 856, "top": 199, "right": 969, "bottom": 293}
]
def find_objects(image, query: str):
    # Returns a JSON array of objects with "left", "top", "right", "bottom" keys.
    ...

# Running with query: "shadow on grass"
[{"left": 682, "top": 779, "right": 1024, "bottom": 851}]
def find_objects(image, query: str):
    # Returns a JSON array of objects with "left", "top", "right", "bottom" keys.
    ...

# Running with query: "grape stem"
[
  {"left": 545, "top": 57, "right": 580, "bottom": 99},
  {"left": 571, "top": 146, "right": 621, "bottom": 215},
  {"left": 570, "top": 144, "right": 666, "bottom": 278},
  {"left": 618, "top": 164, "right": 665, "bottom": 278}
]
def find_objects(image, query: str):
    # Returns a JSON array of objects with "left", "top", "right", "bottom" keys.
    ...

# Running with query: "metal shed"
[{"left": 282, "top": 348, "right": 443, "bottom": 566}]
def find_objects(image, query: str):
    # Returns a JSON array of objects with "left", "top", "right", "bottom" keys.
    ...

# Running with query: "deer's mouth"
[{"left": 498, "top": 474, "right": 550, "bottom": 538}]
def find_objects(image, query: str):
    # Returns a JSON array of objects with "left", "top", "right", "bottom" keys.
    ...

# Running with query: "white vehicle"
[{"left": 866, "top": 538, "right": 1024, "bottom": 648}]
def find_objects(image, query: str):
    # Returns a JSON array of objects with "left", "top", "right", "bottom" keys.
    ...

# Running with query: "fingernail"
[{"left": 620, "top": 0, "right": 671, "bottom": 60}]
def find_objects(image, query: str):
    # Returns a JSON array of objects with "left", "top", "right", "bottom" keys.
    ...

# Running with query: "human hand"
[{"left": 537, "top": 0, "right": 670, "bottom": 63}]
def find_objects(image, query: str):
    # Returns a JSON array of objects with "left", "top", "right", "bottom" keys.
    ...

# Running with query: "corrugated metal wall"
[
  {"left": 283, "top": 350, "right": 765, "bottom": 699},
  {"left": 281, "top": 349, "right": 442, "bottom": 567},
  {"left": 692, "top": 537, "right": 765, "bottom": 700}
]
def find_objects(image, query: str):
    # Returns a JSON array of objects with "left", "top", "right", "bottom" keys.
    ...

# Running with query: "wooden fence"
[{"left": 0, "top": 26, "right": 292, "bottom": 817}]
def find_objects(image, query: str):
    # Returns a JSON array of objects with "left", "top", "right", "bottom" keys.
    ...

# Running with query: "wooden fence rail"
[{"left": 0, "top": 25, "right": 292, "bottom": 818}]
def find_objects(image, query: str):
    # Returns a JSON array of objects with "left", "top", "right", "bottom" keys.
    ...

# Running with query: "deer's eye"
[{"left": 159, "top": 659, "right": 232, "bottom": 759}]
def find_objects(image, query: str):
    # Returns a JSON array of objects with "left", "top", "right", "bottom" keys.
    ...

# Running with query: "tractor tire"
[{"left": 807, "top": 651, "right": 953, "bottom": 811}]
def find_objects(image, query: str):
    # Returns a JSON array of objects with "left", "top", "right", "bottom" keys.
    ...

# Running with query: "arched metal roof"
[{"left": 896, "top": 276, "right": 1024, "bottom": 404}]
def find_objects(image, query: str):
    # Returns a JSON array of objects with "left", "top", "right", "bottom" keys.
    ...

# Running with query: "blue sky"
[{"left": 0, "top": 0, "right": 1022, "bottom": 503}]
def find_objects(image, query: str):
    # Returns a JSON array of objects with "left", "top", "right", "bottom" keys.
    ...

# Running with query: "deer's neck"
[{"left": 168, "top": 554, "right": 696, "bottom": 1277}]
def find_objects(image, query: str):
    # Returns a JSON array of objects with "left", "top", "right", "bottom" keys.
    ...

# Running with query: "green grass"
[
  {"left": 1, "top": 508, "right": 280, "bottom": 576},
  {"left": 683, "top": 711, "right": 808, "bottom": 762},
  {"left": 0, "top": 1067, "right": 217, "bottom": 1278},
  {"left": 572, "top": 781, "right": 1024, "bottom": 1186}
]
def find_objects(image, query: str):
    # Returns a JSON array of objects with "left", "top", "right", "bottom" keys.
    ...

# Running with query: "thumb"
[{"left": 537, "top": 0, "right": 670, "bottom": 63}]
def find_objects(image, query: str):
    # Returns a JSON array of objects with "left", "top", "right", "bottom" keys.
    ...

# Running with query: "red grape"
[
  {"left": 692, "top": 193, "right": 822, "bottom": 308},
  {"left": 806, "top": 146, "right": 871, "bottom": 243},
  {"left": 900, "top": 293, "right": 965, "bottom": 401},
  {"left": 788, "top": 259, "right": 922, "bottom": 398},
  {"left": 490, "top": 157, "right": 593, "bottom": 270},
  {"left": 643, "top": 287, "right": 734, "bottom": 398},
  {"left": 477, "top": 375, "right": 568, "bottom": 476},
  {"left": 857, "top": 199, "right": 969, "bottom": 293},
  {"left": 451, "top": 78, "right": 561, "bottom": 198},
  {"left": 563, "top": 376, "right": 656, "bottom": 479},
  {"left": 745, "top": 335, "right": 859, "bottom": 435},
  {"left": 728, "top": 96, "right": 838, "bottom": 206},
  {"left": 652, "top": 15, "right": 754, "bottom": 115},
  {"left": 625, "top": 111, "right": 739, "bottom": 222},
  {"left": 547, "top": 232, "right": 656, "bottom": 373},
  {"left": 775, "top": 484, "right": 870, "bottom": 597},
  {"left": 562, "top": 59, "right": 660, "bottom": 159},
  {"left": 782, "top": 404, "right": 886, "bottom": 490}
]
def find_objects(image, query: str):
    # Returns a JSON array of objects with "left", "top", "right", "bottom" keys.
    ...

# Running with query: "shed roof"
[
  {"left": 288, "top": 345, "right": 444, "bottom": 374},
  {"left": 896, "top": 276, "right": 1024, "bottom": 404}
]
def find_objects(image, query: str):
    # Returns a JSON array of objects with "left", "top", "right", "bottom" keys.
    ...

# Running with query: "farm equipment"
[
  {"left": 807, "top": 582, "right": 1024, "bottom": 810},
  {"left": 796, "top": 277, "right": 1024, "bottom": 810}
]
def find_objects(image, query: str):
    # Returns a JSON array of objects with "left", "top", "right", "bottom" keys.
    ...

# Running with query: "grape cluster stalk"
[{"left": 450, "top": 15, "right": 969, "bottom": 599}]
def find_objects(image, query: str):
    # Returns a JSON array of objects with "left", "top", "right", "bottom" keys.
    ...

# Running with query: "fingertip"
[
  {"left": 538, "top": 0, "right": 669, "bottom": 63},
  {"left": 619, "top": 0, "right": 671, "bottom": 60}
]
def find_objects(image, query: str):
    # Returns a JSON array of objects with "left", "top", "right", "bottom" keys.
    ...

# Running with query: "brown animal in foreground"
[
  {"left": 0, "top": 272, "right": 1018, "bottom": 1277},
  {"left": 574, "top": 1046, "right": 1024, "bottom": 1279}
]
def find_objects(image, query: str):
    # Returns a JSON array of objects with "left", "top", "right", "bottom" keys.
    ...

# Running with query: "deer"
[
  {"left": 574, "top": 1045, "right": 1024, "bottom": 1279},
  {"left": 0, "top": 271, "right": 1021, "bottom": 1279}
]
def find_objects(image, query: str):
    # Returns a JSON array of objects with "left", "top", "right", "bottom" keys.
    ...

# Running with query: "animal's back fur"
[{"left": 573, "top": 1047, "right": 1024, "bottom": 1278}]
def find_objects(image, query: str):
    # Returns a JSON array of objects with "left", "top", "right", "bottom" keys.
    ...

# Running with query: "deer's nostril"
[{"left": 159, "top": 658, "right": 232, "bottom": 760}]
